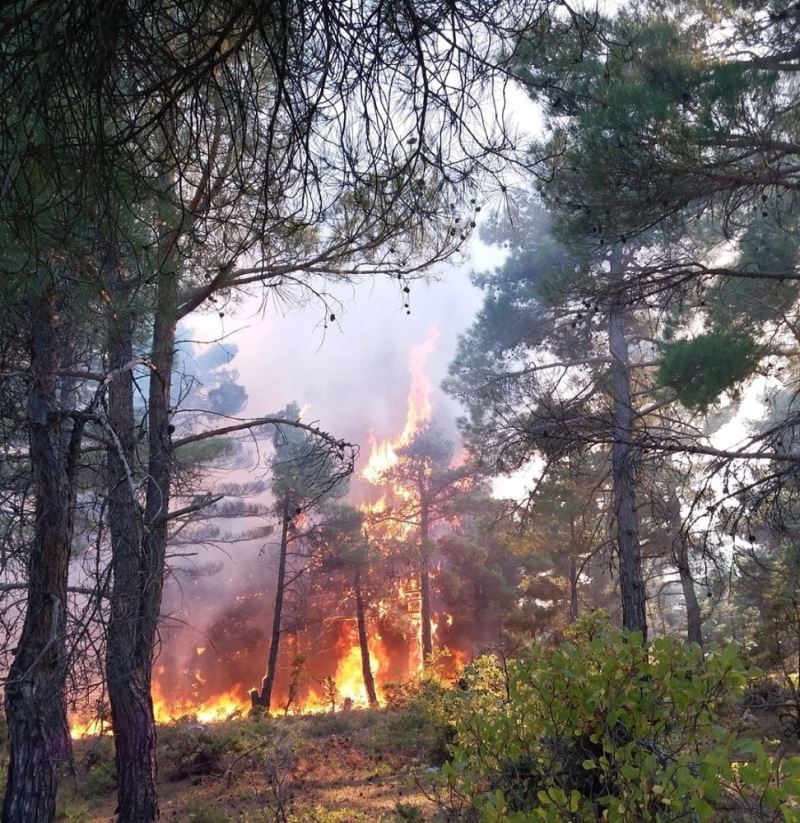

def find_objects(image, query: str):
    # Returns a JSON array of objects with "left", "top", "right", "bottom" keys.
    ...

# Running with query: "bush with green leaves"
[
  {"left": 441, "top": 614, "right": 800, "bottom": 822},
  {"left": 367, "top": 676, "right": 453, "bottom": 763},
  {"left": 186, "top": 804, "right": 233, "bottom": 823},
  {"left": 160, "top": 723, "right": 227, "bottom": 781},
  {"left": 54, "top": 801, "right": 93, "bottom": 823}
]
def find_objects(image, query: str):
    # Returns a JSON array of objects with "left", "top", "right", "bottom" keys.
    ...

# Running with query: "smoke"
[{"left": 151, "top": 252, "right": 494, "bottom": 715}]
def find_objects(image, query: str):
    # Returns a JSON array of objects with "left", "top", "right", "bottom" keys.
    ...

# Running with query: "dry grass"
[{"left": 56, "top": 709, "right": 440, "bottom": 823}]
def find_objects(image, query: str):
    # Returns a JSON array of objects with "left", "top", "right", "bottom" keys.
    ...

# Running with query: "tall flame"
[{"left": 361, "top": 327, "right": 440, "bottom": 484}]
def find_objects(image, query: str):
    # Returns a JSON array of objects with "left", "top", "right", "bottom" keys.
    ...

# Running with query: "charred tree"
[
  {"left": 419, "top": 492, "right": 434, "bottom": 663},
  {"left": 2, "top": 284, "right": 81, "bottom": 823},
  {"left": 250, "top": 408, "right": 351, "bottom": 710}
]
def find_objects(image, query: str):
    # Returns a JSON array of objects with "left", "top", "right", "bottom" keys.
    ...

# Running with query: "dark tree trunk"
[
  {"left": 667, "top": 486, "right": 702, "bottom": 646},
  {"left": 354, "top": 565, "right": 378, "bottom": 708},
  {"left": 252, "top": 494, "right": 291, "bottom": 711},
  {"left": 608, "top": 249, "right": 647, "bottom": 638},
  {"left": 102, "top": 251, "right": 159, "bottom": 823},
  {"left": 2, "top": 284, "right": 78, "bottom": 823},
  {"left": 108, "top": 259, "right": 179, "bottom": 823},
  {"left": 419, "top": 497, "right": 433, "bottom": 664},
  {"left": 679, "top": 561, "right": 703, "bottom": 647},
  {"left": 569, "top": 555, "right": 579, "bottom": 623},
  {"left": 568, "top": 516, "right": 579, "bottom": 623}
]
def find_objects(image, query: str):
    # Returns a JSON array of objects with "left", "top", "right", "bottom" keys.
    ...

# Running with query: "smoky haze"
[{"left": 154, "top": 240, "right": 503, "bottom": 713}]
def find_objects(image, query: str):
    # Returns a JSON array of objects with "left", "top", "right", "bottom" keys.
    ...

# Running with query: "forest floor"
[
  {"left": 56, "top": 707, "right": 447, "bottom": 823},
  {"left": 1, "top": 685, "right": 795, "bottom": 822}
]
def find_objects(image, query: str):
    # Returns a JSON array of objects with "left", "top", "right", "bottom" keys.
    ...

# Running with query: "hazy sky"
[
  {"left": 181, "top": 236, "right": 507, "bottom": 475},
  {"left": 177, "top": 74, "right": 542, "bottom": 475}
]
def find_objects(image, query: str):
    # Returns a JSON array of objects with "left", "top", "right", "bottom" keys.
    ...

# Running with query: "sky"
[{"left": 180, "top": 221, "right": 509, "bottom": 481}]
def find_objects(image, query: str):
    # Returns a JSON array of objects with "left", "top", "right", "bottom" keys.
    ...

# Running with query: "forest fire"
[
  {"left": 152, "top": 683, "right": 249, "bottom": 725},
  {"left": 68, "top": 326, "right": 471, "bottom": 739}
]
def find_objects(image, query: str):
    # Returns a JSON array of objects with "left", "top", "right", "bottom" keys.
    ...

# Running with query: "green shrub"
[
  {"left": 288, "top": 805, "right": 375, "bottom": 822},
  {"left": 186, "top": 803, "right": 233, "bottom": 823},
  {"left": 295, "top": 709, "right": 373, "bottom": 739},
  {"left": 73, "top": 737, "right": 117, "bottom": 798},
  {"left": 442, "top": 614, "right": 800, "bottom": 822},
  {"left": 161, "top": 723, "right": 226, "bottom": 781},
  {"left": 81, "top": 759, "right": 116, "bottom": 796},
  {"left": 209, "top": 714, "right": 277, "bottom": 753},
  {"left": 55, "top": 801, "right": 92, "bottom": 823},
  {"left": 393, "top": 801, "right": 426, "bottom": 822},
  {"left": 366, "top": 679, "right": 453, "bottom": 762}
]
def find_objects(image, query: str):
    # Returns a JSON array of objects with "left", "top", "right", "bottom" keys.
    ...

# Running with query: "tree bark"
[
  {"left": 2, "top": 284, "right": 78, "bottom": 823},
  {"left": 608, "top": 249, "right": 647, "bottom": 638},
  {"left": 353, "top": 565, "right": 378, "bottom": 707},
  {"left": 107, "top": 247, "right": 179, "bottom": 822},
  {"left": 569, "top": 555, "right": 579, "bottom": 623},
  {"left": 666, "top": 486, "right": 702, "bottom": 646},
  {"left": 419, "top": 496, "right": 433, "bottom": 664},
  {"left": 101, "top": 250, "right": 159, "bottom": 823},
  {"left": 679, "top": 561, "right": 702, "bottom": 646},
  {"left": 568, "top": 515, "right": 579, "bottom": 623},
  {"left": 252, "top": 494, "right": 291, "bottom": 711}
]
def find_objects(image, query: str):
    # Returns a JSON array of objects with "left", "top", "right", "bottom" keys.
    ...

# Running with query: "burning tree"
[
  {"left": 309, "top": 504, "right": 380, "bottom": 708},
  {"left": 375, "top": 422, "right": 475, "bottom": 664},
  {"left": 251, "top": 403, "right": 349, "bottom": 711}
]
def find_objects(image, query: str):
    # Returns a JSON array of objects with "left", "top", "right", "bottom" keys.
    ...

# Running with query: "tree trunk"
[
  {"left": 101, "top": 250, "right": 159, "bottom": 823},
  {"left": 568, "top": 516, "right": 579, "bottom": 623},
  {"left": 419, "top": 497, "right": 433, "bottom": 664},
  {"left": 253, "top": 494, "right": 291, "bottom": 711},
  {"left": 354, "top": 565, "right": 378, "bottom": 708},
  {"left": 2, "top": 284, "right": 78, "bottom": 823},
  {"left": 667, "top": 486, "right": 702, "bottom": 646},
  {"left": 108, "top": 255, "right": 179, "bottom": 823},
  {"left": 569, "top": 555, "right": 579, "bottom": 623},
  {"left": 608, "top": 249, "right": 647, "bottom": 638},
  {"left": 679, "top": 562, "right": 702, "bottom": 646}
]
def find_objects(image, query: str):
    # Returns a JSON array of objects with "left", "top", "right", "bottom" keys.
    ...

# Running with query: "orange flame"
[
  {"left": 361, "top": 328, "right": 439, "bottom": 483},
  {"left": 70, "top": 715, "right": 111, "bottom": 740},
  {"left": 151, "top": 681, "right": 250, "bottom": 724}
]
